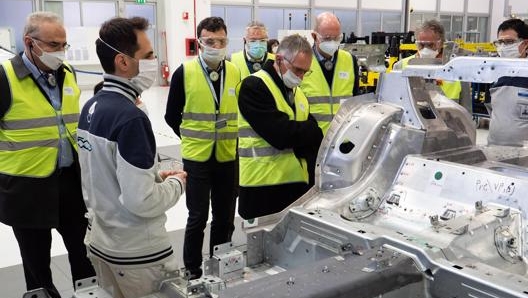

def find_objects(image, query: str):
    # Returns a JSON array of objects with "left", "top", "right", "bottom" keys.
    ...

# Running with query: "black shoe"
[{"left": 185, "top": 268, "right": 202, "bottom": 280}]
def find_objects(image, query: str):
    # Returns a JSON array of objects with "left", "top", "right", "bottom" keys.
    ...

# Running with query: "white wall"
[
  {"left": 164, "top": 0, "right": 211, "bottom": 80},
  {"left": 314, "top": 0, "right": 357, "bottom": 9},
  {"left": 509, "top": 0, "right": 528, "bottom": 15},
  {"left": 490, "top": 0, "right": 507, "bottom": 40},
  {"left": 360, "top": 0, "right": 403, "bottom": 10},
  {"left": 260, "top": 0, "right": 308, "bottom": 5},
  {"left": 467, "top": 0, "right": 489, "bottom": 14},
  {"left": 409, "top": 0, "right": 437, "bottom": 12},
  {"left": 440, "top": 0, "right": 464, "bottom": 13}
]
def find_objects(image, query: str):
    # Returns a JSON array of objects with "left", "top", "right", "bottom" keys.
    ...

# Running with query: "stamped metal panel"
[
  {"left": 220, "top": 249, "right": 424, "bottom": 298},
  {"left": 317, "top": 103, "right": 403, "bottom": 191},
  {"left": 402, "top": 56, "right": 528, "bottom": 83}
]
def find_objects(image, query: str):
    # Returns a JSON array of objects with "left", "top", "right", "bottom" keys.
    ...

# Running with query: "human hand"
[{"left": 160, "top": 169, "right": 187, "bottom": 185}]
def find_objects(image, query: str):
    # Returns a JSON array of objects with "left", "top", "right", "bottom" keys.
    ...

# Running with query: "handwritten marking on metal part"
[{"left": 475, "top": 179, "right": 515, "bottom": 196}]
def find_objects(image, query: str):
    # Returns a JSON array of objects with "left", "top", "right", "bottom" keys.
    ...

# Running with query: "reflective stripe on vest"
[
  {"left": 0, "top": 61, "right": 80, "bottom": 177},
  {"left": 300, "top": 49, "right": 354, "bottom": 135},
  {"left": 181, "top": 59, "right": 240, "bottom": 162},
  {"left": 238, "top": 70, "right": 310, "bottom": 186},
  {"left": 399, "top": 55, "right": 461, "bottom": 100},
  {"left": 231, "top": 51, "right": 275, "bottom": 79}
]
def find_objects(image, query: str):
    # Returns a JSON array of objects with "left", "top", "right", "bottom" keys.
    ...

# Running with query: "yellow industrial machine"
[
  {"left": 399, "top": 39, "right": 496, "bottom": 56},
  {"left": 343, "top": 38, "right": 496, "bottom": 96}
]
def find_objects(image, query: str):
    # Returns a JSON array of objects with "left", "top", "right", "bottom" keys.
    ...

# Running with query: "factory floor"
[{"left": 0, "top": 86, "right": 490, "bottom": 298}]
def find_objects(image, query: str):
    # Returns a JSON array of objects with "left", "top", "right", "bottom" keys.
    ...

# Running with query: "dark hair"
[
  {"left": 497, "top": 19, "right": 528, "bottom": 39},
  {"left": 96, "top": 16, "right": 149, "bottom": 74},
  {"left": 267, "top": 39, "right": 279, "bottom": 53},
  {"left": 197, "top": 17, "right": 227, "bottom": 38}
]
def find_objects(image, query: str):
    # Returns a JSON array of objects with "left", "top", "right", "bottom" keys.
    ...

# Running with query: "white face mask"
[
  {"left": 272, "top": 45, "right": 278, "bottom": 54},
  {"left": 282, "top": 69, "right": 302, "bottom": 89},
  {"left": 418, "top": 47, "right": 439, "bottom": 59},
  {"left": 130, "top": 58, "right": 158, "bottom": 94},
  {"left": 32, "top": 41, "right": 65, "bottom": 70},
  {"left": 497, "top": 42, "right": 522, "bottom": 58},
  {"left": 319, "top": 40, "right": 340, "bottom": 56},
  {"left": 201, "top": 45, "right": 226, "bottom": 65}
]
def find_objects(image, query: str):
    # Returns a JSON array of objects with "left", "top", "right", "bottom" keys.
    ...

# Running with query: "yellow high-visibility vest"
[
  {"left": 180, "top": 59, "right": 240, "bottom": 162},
  {"left": 230, "top": 51, "right": 275, "bottom": 79},
  {"left": 300, "top": 49, "right": 355, "bottom": 135},
  {"left": 0, "top": 61, "right": 80, "bottom": 177},
  {"left": 238, "top": 70, "right": 310, "bottom": 186}
]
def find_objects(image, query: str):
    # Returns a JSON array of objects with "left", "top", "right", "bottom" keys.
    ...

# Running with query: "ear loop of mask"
[
  {"left": 277, "top": 58, "right": 296, "bottom": 103},
  {"left": 98, "top": 37, "right": 134, "bottom": 66},
  {"left": 28, "top": 38, "right": 56, "bottom": 87}
]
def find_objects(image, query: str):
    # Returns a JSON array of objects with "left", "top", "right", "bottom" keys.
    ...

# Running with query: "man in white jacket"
[{"left": 77, "top": 16, "right": 187, "bottom": 298}]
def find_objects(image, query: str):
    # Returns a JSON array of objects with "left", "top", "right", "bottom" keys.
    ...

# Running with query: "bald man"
[
  {"left": 230, "top": 21, "right": 275, "bottom": 79},
  {"left": 299, "top": 12, "right": 359, "bottom": 136}
]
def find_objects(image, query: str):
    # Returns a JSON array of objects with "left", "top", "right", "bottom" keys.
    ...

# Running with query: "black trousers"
[
  {"left": 182, "top": 157, "right": 237, "bottom": 275},
  {"left": 12, "top": 166, "right": 95, "bottom": 298}
]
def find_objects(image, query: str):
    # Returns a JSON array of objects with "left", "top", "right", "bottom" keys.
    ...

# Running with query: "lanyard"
[{"left": 198, "top": 56, "right": 224, "bottom": 110}]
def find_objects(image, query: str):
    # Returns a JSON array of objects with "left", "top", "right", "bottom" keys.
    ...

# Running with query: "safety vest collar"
[
  {"left": 11, "top": 54, "right": 73, "bottom": 81},
  {"left": 10, "top": 55, "right": 32, "bottom": 80}
]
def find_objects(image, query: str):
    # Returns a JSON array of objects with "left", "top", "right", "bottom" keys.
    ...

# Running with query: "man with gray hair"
[
  {"left": 393, "top": 19, "right": 462, "bottom": 102},
  {"left": 230, "top": 20, "right": 275, "bottom": 78},
  {"left": 0, "top": 11, "right": 95, "bottom": 297},
  {"left": 237, "top": 34, "right": 323, "bottom": 219}
]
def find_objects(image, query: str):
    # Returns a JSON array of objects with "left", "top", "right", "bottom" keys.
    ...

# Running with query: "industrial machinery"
[
  {"left": 341, "top": 43, "right": 387, "bottom": 94},
  {"left": 72, "top": 57, "right": 528, "bottom": 298}
]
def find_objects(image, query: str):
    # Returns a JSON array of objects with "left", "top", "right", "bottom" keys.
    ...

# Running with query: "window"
[
  {"left": 0, "top": 0, "right": 33, "bottom": 52},
  {"left": 313, "top": 9, "right": 357, "bottom": 41},
  {"left": 382, "top": 12, "right": 402, "bottom": 32},
  {"left": 44, "top": 1, "right": 117, "bottom": 27},
  {"left": 211, "top": 5, "right": 252, "bottom": 55},
  {"left": 125, "top": 3, "right": 157, "bottom": 55},
  {"left": 362, "top": 11, "right": 381, "bottom": 38}
]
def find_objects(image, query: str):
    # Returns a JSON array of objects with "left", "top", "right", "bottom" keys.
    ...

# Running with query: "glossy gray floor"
[{"left": 1, "top": 218, "right": 246, "bottom": 298}]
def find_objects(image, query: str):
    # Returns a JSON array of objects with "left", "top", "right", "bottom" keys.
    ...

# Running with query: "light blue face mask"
[{"left": 246, "top": 41, "right": 267, "bottom": 60}]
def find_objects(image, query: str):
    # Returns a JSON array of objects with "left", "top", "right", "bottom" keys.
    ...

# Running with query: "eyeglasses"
[
  {"left": 493, "top": 38, "right": 521, "bottom": 47},
  {"left": 199, "top": 37, "right": 229, "bottom": 47},
  {"left": 31, "top": 36, "right": 70, "bottom": 51},
  {"left": 284, "top": 58, "right": 312, "bottom": 77},
  {"left": 315, "top": 32, "right": 342, "bottom": 43},
  {"left": 415, "top": 40, "right": 441, "bottom": 50}
]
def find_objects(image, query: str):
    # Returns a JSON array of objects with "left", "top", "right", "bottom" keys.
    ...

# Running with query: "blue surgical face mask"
[{"left": 246, "top": 40, "right": 267, "bottom": 60}]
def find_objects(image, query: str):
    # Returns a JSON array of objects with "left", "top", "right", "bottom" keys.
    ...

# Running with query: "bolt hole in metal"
[{"left": 339, "top": 140, "right": 355, "bottom": 154}]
